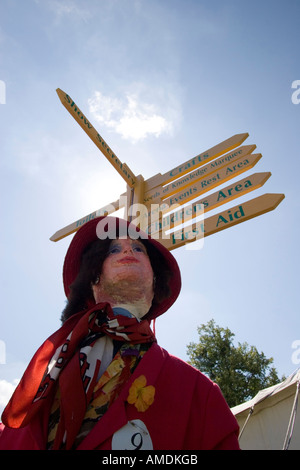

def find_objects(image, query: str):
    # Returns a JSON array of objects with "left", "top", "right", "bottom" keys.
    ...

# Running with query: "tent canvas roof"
[
  {"left": 231, "top": 368, "right": 300, "bottom": 415},
  {"left": 231, "top": 368, "right": 300, "bottom": 450}
]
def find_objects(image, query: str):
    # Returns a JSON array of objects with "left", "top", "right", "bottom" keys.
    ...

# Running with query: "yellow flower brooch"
[{"left": 127, "top": 375, "right": 155, "bottom": 412}]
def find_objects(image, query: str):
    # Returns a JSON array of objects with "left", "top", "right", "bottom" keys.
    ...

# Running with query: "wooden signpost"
[{"left": 51, "top": 89, "right": 285, "bottom": 250}]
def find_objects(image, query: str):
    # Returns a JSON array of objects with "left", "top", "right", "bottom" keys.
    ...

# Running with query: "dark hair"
[{"left": 61, "top": 238, "right": 172, "bottom": 323}]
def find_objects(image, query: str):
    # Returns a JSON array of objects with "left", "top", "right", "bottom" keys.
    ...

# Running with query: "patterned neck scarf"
[
  {"left": 2, "top": 303, "right": 156, "bottom": 449},
  {"left": 47, "top": 341, "right": 150, "bottom": 449}
]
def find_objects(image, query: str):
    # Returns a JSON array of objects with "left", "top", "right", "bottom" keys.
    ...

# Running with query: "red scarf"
[{"left": 2, "top": 303, "right": 156, "bottom": 446}]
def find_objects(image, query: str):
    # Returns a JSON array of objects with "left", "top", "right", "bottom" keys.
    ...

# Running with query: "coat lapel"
[{"left": 76, "top": 343, "right": 168, "bottom": 450}]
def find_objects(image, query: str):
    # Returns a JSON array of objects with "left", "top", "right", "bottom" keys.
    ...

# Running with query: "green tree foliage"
[{"left": 187, "top": 319, "right": 284, "bottom": 408}]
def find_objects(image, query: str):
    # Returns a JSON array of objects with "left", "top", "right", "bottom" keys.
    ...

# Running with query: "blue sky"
[{"left": 0, "top": 0, "right": 299, "bottom": 414}]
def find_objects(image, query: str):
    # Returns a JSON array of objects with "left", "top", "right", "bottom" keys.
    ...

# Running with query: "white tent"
[{"left": 231, "top": 369, "right": 300, "bottom": 450}]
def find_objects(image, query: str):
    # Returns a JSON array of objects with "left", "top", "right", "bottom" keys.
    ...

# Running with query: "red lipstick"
[{"left": 118, "top": 256, "right": 139, "bottom": 264}]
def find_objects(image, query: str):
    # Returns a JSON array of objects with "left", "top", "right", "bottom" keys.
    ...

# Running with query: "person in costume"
[{"left": 0, "top": 217, "right": 240, "bottom": 450}]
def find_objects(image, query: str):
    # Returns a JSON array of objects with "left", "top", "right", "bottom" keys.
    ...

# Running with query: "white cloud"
[
  {"left": 88, "top": 90, "right": 174, "bottom": 143},
  {"left": 0, "top": 379, "right": 19, "bottom": 416}
]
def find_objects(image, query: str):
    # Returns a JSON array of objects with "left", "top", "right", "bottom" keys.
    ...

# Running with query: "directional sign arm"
[
  {"left": 56, "top": 88, "right": 137, "bottom": 188},
  {"left": 147, "top": 172, "right": 272, "bottom": 237},
  {"left": 144, "top": 144, "right": 256, "bottom": 201},
  {"left": 50, "top": 197, "right": 121, "bottom": 242},
  {"left": 152, "top": 153, "right": 262, "bottom": 208},
  {"left": 159, "top": 193, "right": 285, "bottom": 250},
  {"left": 145, "top": 133, "right": 249, "bottom": 190}
]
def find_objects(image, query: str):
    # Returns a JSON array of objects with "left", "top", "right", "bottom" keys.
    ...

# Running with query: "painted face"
[
  {"left": 91, "top": 238, "right": 155, "bottom": 312},
  {"left": 100, "top": 238, "right": 154, "bottom": 284}
]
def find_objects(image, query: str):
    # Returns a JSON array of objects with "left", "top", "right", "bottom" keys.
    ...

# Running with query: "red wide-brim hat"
[{"left": 63, "top": 216, "right": 181, "bottom": 321}]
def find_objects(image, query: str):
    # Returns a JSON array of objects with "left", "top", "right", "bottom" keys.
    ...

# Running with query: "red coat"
[{"left": 0, "top": 343, "right": 239, "bottom": 450}]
